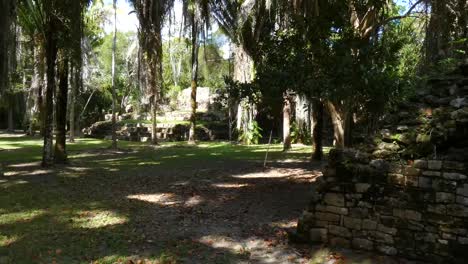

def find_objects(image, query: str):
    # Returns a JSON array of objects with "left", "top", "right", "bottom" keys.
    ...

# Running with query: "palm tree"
[
  {"left": 183, "top": 0, "right": 209, "bottom": 144},
  {"left": 131, "top": 0, "right": 174, "bottom": 145},
  {"left": 18, "top": 0, "right": 89, "bottom": 166},
  {"left": 210, "top": 0, "right": 274, "bottom": 140}
]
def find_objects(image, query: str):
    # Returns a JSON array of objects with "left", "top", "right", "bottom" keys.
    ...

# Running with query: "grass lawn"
[{"left": 0, "top": 135, "right": 320, "bottom": 264}]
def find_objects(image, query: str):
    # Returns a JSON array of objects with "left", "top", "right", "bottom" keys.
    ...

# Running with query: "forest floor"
[{"left": 0, "top": 131, "right": 421, "bottom": 264}]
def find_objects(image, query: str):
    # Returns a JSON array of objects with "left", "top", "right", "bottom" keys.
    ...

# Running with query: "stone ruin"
[
  {"left": 83, "top": 86, "right": 228, "bottom": 141},
  {"left": 296, "top": 64, "right": 468, "bottom": 263}
]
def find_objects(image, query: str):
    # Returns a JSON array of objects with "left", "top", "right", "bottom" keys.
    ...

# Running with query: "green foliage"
[
  {"left": 290, "top": 122, "right": 312, "bottom": 145},
  {"left": 239, "top": 121, "right": 263, "bottom": 145}
]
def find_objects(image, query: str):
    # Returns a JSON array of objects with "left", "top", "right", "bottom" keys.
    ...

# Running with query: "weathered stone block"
[
  {"left": 349, "top": 207, "right": 369, "bottom": 218},
  {"left": 323, "top": 193, "right": 345, "bottom": 207},
  {"left": 422, "top": 170, "right": 441, "bottom": 177},
  {"left": 415, "top": 232, "right": 438, "bottom": 243},
  {"left": 440, "top": 227, "right": 467, "bottom": 235},
  {"left": 377, "top": 245, "right": 397, "bottom": 255},
  {"left": 456, "top": 195, "right": 468, "bottom": 206},
  {"left": 436, "top": 192, "right": 455, "bottom": 203},
  {"left": 419, "top": 177, "right": 432, "bottom": 188},
  {"left": 442, "top": 232, "right": 456, "bottom": 240},
  {"left": 316, "top": 204, "right": 348, "bottom": 215},
  {"left": 443, "top": 172, "right": 467, "bottom": 180},
  {"left": 329, "top": 225, "right": 351, "bottom": 238},
  {"left": 309, "top": 228, "right": 327, "bottom": 242},
  {"left": 458, "top": 237, "right": 468, "bottom": 245},
  {"left": 432, "top": 179, "right": 457, "bottom": 192},
  {"left": 355, "top": 183, "right": 371, "bottom": 193},
  {"left": 377, "top": 224, "right": 397, "bottom": 235},
  {"left": 404, "top": 166, "right": 421, "bottom": 176},
  {"left": 444, "top": 161, "right": 466, "bottom": 171},
  {"left": 316, "top": 212, "right": 340, "bottom": 222},
  {"left": 363, "top": 219, "right": 377, "bottom": 230},
  {"left": 329, "top": 237, "right": 350, "bottom": 247},
  {"left": 443, "top": 161, "right": 465, "bottom": 171},
  {"left": 352, "top": 238, "right": 373, "bottom": 251},
  {"left": 428, "top": 160, "right": 442, "bottom": 170},
  {"left": 405, "top": 210, "right": 422, "bottom": 221},
  {"left": 447, "top": 204, "right": 468, "bottom": 217},
  {"left": 457, "top": 184, "right": 468, "bottom": 197},
  {"left": 413, "top": 159, "right": 428, "bottom": 169},
  {"left": 427, "top": 204, "right": 446, "bottom": 214},
  {"left": 373, "top": 231, "right": 394, "bottom": 244},
  {"left": 344, "top": 216, "right": 362, "bottom": 230}
]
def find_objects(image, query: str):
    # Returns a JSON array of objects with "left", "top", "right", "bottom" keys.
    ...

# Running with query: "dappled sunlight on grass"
[
  {"left": 0, "top": 134, "right": 319, "bottom": 263},
  {"left": 0, "top": 179, "right": 29, "bottom": 187},
  {"left": 127, "top": 193, "right": 182, "bottom": 206},
  {"left": 0, "top": 209, "right": 46, "bottom": 225},
  {"left": 68, "top": 210, "right": 128, "bottom": 229},
  {"left": 211, "top": 183, "right": 251, "bottom": 189}
]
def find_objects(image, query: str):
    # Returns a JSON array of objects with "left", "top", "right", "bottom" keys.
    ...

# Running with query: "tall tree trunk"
[
  {"left": 188, "top": 18, "right": 199, "bottom": 144},
  {"left": 283, "top": 95, "right": 292, "bottom": 151},
  {"left": 326, "top": 100, "right": 345, "bottom": 148},
  {"left": 312, "top": 99, "right": 323, "bottom": 161},
  {"left": 233, "top": 45, "right": 254, "bottom": 135},
  {"left": 69, "top": 65, "right": 78, "bottom": 142},
  {"left": 326, "top": 100, "right": 353, "bottom": 148},
  {"left": 30, "top": 42, "right": 44, "bottom": 136},
  {"left": 42, "top": 22, "right": 58, "bottom": 167},
  {"left": 343, "top": 110, "right": 353, "bottom": 147},
  {"left": 0, "top": 0, "right": 14, "bottom": 94},
  {"left": 7, "top": 101, "right": 14, "bottom": 132},
  {"left": 54, "top": 54, "right": 69, "bottom": 164},
  {"left": 110, "top": 0, "right": 118, "bottom": 149}
]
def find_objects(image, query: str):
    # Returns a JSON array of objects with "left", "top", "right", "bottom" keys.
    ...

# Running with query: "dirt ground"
[{"left": 0, "top": 134, "right": 424, "bottom": 263}]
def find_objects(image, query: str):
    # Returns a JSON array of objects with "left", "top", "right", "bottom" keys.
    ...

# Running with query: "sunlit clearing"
[
  {"left": 0, "top": 179, "right": 29, "bottom": 187},
  {"left": 185, "top": 195, "right": 204, "bottom": 207},
  {"left": 161, "top": 155, "right": 180, "bottom": 159},
  {"left": 69, "top": 210, "right": 127, "bottom": 229},
  {"left": 127, "top": 193, "right": 181, "bottom": 206},
  {"left": 198, "top": 235, "right": 244, "bottom": 253},
  {"left": 270, "top": 219, "right": 297, "bottom": 229},
  {"left": 7, "top": 162, "right": 41, "bottom": 168},
  {"left": 5, "top": 169, "right": 53, "bottom": 177},
  {"left": 0, "top": 210, "right": 46, "bottom": 225},
  {"left": 0, "top": 235, "right": 21, "bottom": 247},
  {"left": 137, "top": 161, "right": 161, "bottom": 165},
  {"left": 212, "top": 183, "right": 250, "bottom": 189}
]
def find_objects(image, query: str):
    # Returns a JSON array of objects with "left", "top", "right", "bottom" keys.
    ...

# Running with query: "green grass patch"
[{"left": 0, "top": 135, "right": 317, "bottom": 263}]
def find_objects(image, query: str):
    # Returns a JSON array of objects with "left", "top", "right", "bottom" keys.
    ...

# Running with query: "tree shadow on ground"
[{"left": 1, "top": 142, "right": 323, "bottom": 263}]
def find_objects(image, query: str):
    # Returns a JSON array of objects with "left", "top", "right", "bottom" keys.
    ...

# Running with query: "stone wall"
[{"left": 297, "top": 65, "right": 468, "bottom": 263}]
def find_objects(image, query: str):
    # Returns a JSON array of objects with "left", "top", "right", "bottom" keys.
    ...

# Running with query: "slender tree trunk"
[
  {"left": 283, "top": 95, "right": 292, "bottom": 151},
  {"left": 42, "top": 22, "right": 58, "bottom": 167},
  {"left": 188, "top": 18, "right": 199, "bottom": 144},
  {"left": 54, "top": 54, "right": 69, "bottom": 164},
  {"left": 69, "top": 65, "right": 78, "bottom": 142},
  {"left": 151, "top": 97, "right": 158, "bottom": 144},
  {"left": 344, "top": 110, "right": 353, "bottom": 147},
  {"left": 312, "top": 99, "right": 323, "bottom": 160},
  {"left": 7, "top": 102, "right": 14, "bottom": 132},
  {"left": 37, "top": 43, "right": 45, "bottom": 136},
  {"left": 111, "top": 0, "right": 118, "bottom": 149}
]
